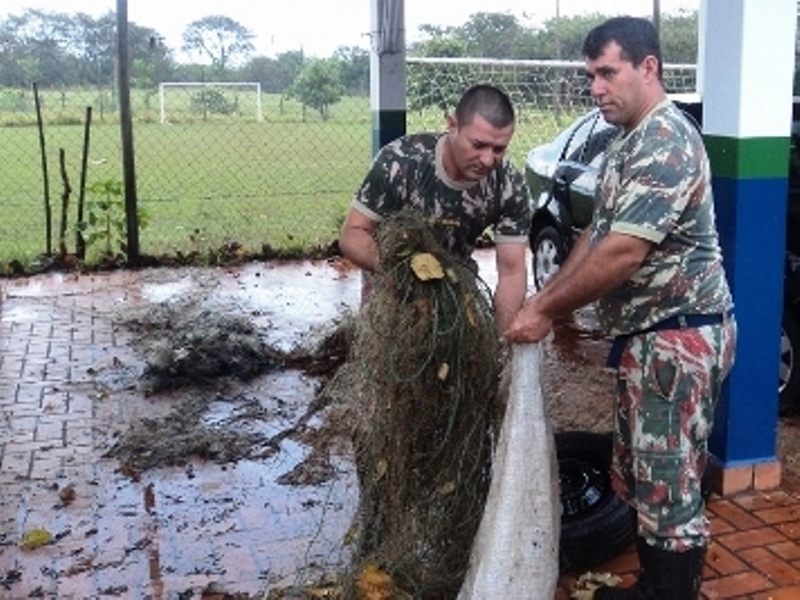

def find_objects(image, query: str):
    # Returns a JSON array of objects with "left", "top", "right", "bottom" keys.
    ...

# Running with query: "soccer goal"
[{"left": 158, "top": 82, "right": 263, "bottom": 124}]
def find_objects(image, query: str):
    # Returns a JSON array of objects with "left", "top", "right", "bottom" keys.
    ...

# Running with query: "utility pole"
[
  {"left": 555, "top": 0, "right": 561, "bottom": 59},
  {"left": 116, "top": 0, "right": 140, "bottom": 263},
  {"left": 653, "top": 0, "right": 661, "bottom": 39}
]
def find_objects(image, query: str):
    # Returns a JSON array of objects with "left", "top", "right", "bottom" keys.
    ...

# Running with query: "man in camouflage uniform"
[
  {"left": 338, "top": 83, "right": 531, "bottom": 332},
  {"left": 506, "top": 17, "right": 736, "bottom": 599}
]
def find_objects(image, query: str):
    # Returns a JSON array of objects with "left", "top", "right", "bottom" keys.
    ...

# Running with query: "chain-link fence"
[
  {"left": 0, "top": 59, "right": 696, "bottom": 270},
  {"left": 406, "top": 58, "right": 697, "bottom": 166}
]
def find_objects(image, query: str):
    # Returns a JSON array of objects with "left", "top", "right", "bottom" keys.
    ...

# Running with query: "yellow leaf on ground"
[
  {"left": 356, "top": 564, "right": 394, "bottom": 600},
  {"left": 570, "top": 571, "right": 622, "bottom": 599},
  {"left": 20, "top": 528, "right": 53, "bottom": 550}
]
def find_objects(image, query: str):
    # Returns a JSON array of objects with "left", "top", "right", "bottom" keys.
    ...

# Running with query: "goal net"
[{"left": 158, "top": 82, "right": 263, "bottom": 124}]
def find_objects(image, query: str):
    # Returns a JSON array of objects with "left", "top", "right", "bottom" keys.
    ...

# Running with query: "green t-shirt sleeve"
[{"left": 610, "top": 132, "right": 703, "bottom": 244}]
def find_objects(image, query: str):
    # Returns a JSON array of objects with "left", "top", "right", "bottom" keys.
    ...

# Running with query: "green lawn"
[{"left": 0, "top": 90, "right": 574, "bottom": 270}]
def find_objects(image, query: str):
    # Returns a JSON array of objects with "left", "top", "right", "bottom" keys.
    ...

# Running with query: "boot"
[
  {"left": 646, "top": 543, "right": 706, "bottom": 599},
  {"left": 594, "top": 540, "right": 706, "bottom": 600}
]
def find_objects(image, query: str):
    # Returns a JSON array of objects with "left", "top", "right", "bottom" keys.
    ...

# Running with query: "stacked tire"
[{"left": 556, "top": 431, "right": 635, "bottom": 573}]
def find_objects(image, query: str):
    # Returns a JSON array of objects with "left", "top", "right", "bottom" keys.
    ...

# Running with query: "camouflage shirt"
[
  {"left": 351, "top": 133, "right": 531, "bottom": 260},
  {"left": 592, "top": 99, "right": 733, "bottom": 336}
]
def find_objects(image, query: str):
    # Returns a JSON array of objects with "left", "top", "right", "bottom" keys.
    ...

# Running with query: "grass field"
[{"left": 0, "top": 89, "right": 576, "bottom": 271}]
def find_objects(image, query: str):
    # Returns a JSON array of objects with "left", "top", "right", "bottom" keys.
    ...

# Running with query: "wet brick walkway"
[
  {"left": 0, "top": 262, "right": 361, "bottom": 599},
  {"left": 2, "top": 257, "right": 800, "bottom": 599}
]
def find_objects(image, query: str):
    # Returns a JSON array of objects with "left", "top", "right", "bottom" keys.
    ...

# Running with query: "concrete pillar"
[
  {"left": 701, "top": 0, "right": 796, "bottom": 494},
  {"left": 370, "top": 0, "right": 406, "bottom": 155}
]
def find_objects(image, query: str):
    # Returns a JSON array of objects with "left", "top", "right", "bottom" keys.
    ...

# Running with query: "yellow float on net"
[{"left": 409, "top": 252, "right": 444, "bottom": 281}]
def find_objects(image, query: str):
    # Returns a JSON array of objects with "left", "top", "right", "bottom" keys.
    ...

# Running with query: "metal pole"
[
  {"left": 555, "top": 0, "right": 561, "bottom": 59},
  {"left": 653, "top": 0, "right": 661, "bottom": 39},
  {"left": 116, "top": 0, "right": 140, "bottom": 263}
]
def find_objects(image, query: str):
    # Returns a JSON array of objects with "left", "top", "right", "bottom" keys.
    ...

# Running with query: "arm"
[
  {"left": 338, "top": 206, "right": 380, "bottom": 273},
  {"left": 505, "top": 232, "right": 651, "bottom": 342},
  {"left": 493, "top": 242, "right": 528, "bottom": 333},
  {"left": 536, "top": 231, "right": 651, "bottom": 317}
]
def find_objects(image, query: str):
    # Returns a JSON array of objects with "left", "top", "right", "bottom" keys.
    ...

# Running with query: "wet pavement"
[
  {"left": 4, "top": 250, "right": 800, "bottom": 599},
  {"left": 0, "top": 257, "right": 370, "bottom": 598}
]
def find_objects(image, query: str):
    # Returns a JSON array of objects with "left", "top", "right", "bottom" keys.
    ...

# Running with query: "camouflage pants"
[{"left": 611, "top": 318, "right": 737, "bottom": 552}]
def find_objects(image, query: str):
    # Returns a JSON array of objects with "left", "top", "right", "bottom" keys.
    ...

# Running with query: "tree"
[
  {"left": 416, "top": 23, "right": 457, "bottom": 40},
  {"left": 124, "top": 20, "right": 174, "bottom": 88},
  {"left": 238, "top": 56, "right": 282, "bottom": 93},
  {"left": 0, "top": 9, "right": 78, "bottom": 87},
  {"left": 333, "top": 46, "right": 369, "bottom": 96},
  {"left": 288, "top": 59, "right": 343, "bottom": 120},
  {"left": 243, "top": 50, "right": 306, "bottom": 94},
  {"left": 236, "top": 51, "right": 305, "bottom": 99},
  {"left": 411, "top": 36, "right": 467, "bottom": 58},
  {"left": 660, "top": 11, "right": 699, "bottom": 64},
  {"left": 0, "top": 8, "right": 175, "bottom": 89},
  {"left": 455, "top": 12, "right": 526, "bottom": 58},
  {"left": 69, "top": 11, "right": 115, "bottom": 87},
  {"left": 274, "top": 50, "right": 306, "bottom": 89},
  {"left": 0, "top": 19, "right": 32, "bottom": 86},
  {"left": 530, "top": 14, "right": 609, "bottom": 61},
  {"left": 181, "top": 15, "right": 254, "bottom": 77}
]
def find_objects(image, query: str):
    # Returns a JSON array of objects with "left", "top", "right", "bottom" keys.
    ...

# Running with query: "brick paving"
[
  {"left": 1, "top": 259, "right": 800, "bottom": 599},
  {"left": 555, "top": 488, "right": 800, "bottom": 599},
  {"left": 0, "top": 264, "right": 360, "bottom": 599}
]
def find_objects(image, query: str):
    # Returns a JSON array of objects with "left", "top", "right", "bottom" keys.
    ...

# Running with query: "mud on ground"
[
  {"left": 103, "top": 289, "right": 356, "bottom": 486},
  {"left": 101, "top": 283, "right": 800, "bottom": 493}
]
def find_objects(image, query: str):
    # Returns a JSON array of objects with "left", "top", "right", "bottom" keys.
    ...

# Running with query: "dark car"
[{"left": 525, "top": 97, "right": 800, "bottom": 412}]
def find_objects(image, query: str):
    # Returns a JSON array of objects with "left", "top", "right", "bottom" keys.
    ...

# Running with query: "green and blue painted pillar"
[
  {"left": 700, "top": 0, "right": 796, "bottom": 492},
  {"left": 370, "top": 0, "right": 406, "bottom": 155}
]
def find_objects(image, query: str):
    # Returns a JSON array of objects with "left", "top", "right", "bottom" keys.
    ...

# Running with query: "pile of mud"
[
  {"left": 104, "top": 297, "right": 355, "bottom": 479},
  {"left": 118, "top": 300, "right": 284, "bottom": 393}
]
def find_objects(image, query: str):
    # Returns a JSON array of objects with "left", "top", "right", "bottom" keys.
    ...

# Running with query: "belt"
[
  {"left": 606, "top": 311, "right": 733, "bottom": 369},
  {"left": 643, "top": 312, "right": 730, "bottom": 332}
]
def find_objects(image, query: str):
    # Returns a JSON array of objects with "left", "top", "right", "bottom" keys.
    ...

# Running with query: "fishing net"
[{"left": 326, "top": 209, "right": 505, "bottom": 598}]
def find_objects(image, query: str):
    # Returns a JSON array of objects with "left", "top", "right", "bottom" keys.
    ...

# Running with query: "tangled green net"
[{"left": 331, "top": 209, "right": 505, "bottom": 598}]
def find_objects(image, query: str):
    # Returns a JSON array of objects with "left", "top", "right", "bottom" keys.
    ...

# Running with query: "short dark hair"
[
  {"left": 455, "top": 84, "right": 515, "bottom": 129},
  {"left": 582, "top": 16, "right": 663, "bottom": 80}
]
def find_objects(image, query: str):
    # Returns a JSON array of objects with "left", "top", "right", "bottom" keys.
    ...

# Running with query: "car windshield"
[{"left": 561, "top": 111, "right": 617, "bottom": 165}]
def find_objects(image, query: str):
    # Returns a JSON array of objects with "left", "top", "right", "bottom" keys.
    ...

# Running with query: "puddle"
[
  {"left": 138, "top": 277, "right": 195, "bottom": 303},
  {"left": 1, "top": 304, "right": 46, "bottom": 324},
  {"left": 91, "top": 361, "right": 143, "bottom": 393},
  {"left": 226, "top": 262, "right": 361, "bottom": 354}
]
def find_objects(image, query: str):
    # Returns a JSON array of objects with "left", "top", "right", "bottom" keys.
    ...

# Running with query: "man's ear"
[
  {"left": 643, "top": 55, "right": 661, "bottom": 82},
  {"left": 446, "top": 113, "right": 458, "bottom": 132}
]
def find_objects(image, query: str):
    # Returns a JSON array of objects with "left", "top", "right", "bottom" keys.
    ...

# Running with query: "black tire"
[
  {"left": 780, "top": 307, "right": 800, "bottom": 414},
  {"left": 531, "top": 225, "right": 566, "bottom": 292},
  {"left": 556, "top": 430, "right": 635, "bottom": 573}
]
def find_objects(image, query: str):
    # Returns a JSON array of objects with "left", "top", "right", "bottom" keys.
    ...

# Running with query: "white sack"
[{"left": 458, "top": 342, "right": 560, "bottom": 599}]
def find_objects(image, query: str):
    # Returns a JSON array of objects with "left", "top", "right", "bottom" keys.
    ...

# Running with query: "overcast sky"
[{"left": 0, "top": 0, "right": 699, "bottom": 58}]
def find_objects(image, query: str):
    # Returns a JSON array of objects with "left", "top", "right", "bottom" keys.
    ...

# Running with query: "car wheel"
[
  {"left": 531, "top": 225, "right": 565, "bottom": 291},
  {"left": 556, "top": 431, "right": 635, "bottom": 573},
  {"left": 780, "top": 307, "right": 800, "bottom": 413}
]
